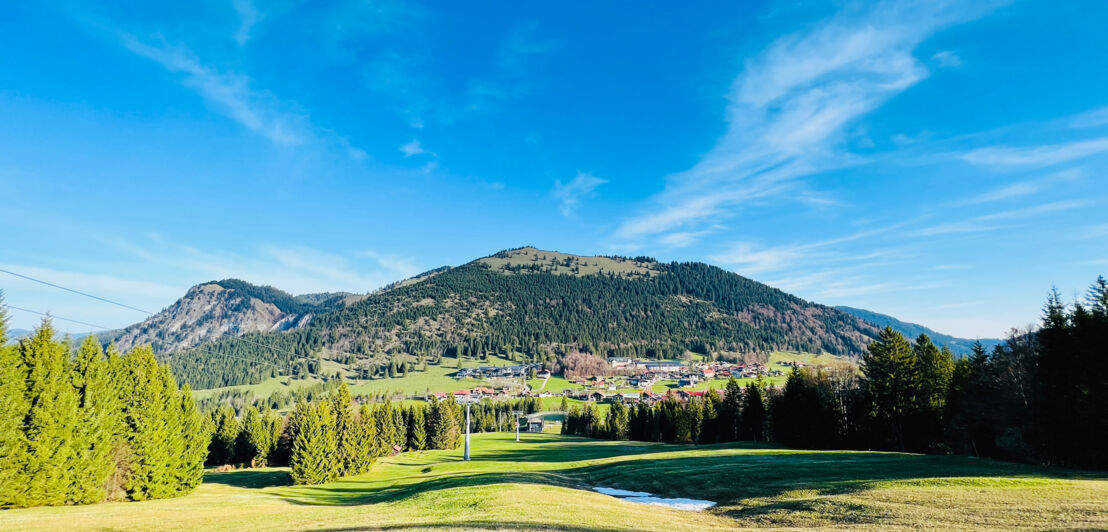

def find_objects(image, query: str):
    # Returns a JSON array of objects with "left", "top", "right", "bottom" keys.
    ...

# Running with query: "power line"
[
  {"left": 3, "top": 304, "right": 111, "bottom": 331},
  {"left": 2, "top": 271, "right": 305, "bottom": 373},
  {"left": 0, "top": 268, "right": 155, "bottom": 315}
]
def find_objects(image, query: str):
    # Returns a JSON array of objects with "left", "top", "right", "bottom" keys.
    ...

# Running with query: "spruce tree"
[
  {"left": 209, "top": 404, "right": 240, "bottom": 465},
  {"left": 290, "top": 399, "right": 339, "bottom": 485},
  {"left": 0, "top": 295, "right": 31, "bottom": 508},
  {"left": 352, "top": 404, "right": 378, "bottom": 471},
  {"left": 176, "top": 384, "right": 209, "bottom": 493},
  {"left": 741, "top": 380, "right": 767, "bottom": 442},
  {"left": 390, "top": 405, "right": 407, "bottom": 450},
  {"left": 122, "top": 346, "right": 172, "bottom": 501},
  {"left": 68, "top": 336, "right": 120, "bottom": 504},
  {"left": 720, "top": 377, "right": 743, "bottom": 441},
  {"left": 239, "top": 406, "right": 276, "bottom": 467},
  {"left": 861, "top": 327, "right": 917, "bottom": 451},
  {"left": 330, "top": 383, "right": 357, "bottom": 475},
  {"left": 19, "top": 321, "right": 79, "bottom": 506},
  {"left": 373, "top": 402, "right": 396, "bottom": 456},
  {"left": 406, "top": 406, "right": 427, "bottom": 451}
]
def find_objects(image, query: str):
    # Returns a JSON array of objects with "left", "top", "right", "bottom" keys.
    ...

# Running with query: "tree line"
[
  {"left": 170, "top": 259, "right": 881, "bottom": 389},
  {"left": 0, "top": 315, "right": 208, "bottom": 508},
  {"left": 205, "top": 381, "right": 541, "bottom": 485},
  {"left": 565, "top": 277, "right": 1108, "bottom": 470}
]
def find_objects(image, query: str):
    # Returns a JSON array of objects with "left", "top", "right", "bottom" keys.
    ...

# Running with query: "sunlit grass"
[{"left": 3, "top": 432, "right": 1105, "bottom": 531}]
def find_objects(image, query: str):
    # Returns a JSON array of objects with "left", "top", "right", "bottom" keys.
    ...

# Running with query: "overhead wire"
[{"left": 0, "top": 269, "right": 308, "bottom": 374}]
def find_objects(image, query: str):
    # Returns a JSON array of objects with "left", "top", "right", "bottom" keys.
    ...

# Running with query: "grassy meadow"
[
  {"left": 3, "top": 432, "right": 1105, "bottom": 531},
  {"left": 193, "top": 351, "right": 851, "bottom": 404}
]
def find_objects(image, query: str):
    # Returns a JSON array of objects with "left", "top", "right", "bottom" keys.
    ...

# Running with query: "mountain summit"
[
  {"left": 110, "top": 279, "right": 356, "bottom": 353},
  {"left": 108, "top": 247, "right": 986, "bottom": 389}
]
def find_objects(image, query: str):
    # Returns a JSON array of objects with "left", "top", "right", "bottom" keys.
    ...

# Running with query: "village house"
[{"left": 609, "top": 357, "right": 633, "bottom": 368}]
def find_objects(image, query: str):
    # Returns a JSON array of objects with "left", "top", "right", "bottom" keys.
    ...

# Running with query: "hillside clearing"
[{"left": 4, "top": 432, "right": 1104, "bottom": 531}]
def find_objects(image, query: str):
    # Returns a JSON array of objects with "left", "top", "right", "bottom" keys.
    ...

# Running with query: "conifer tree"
[
  {"left": 330, "top": 383, "right": 357, "bottom": 474},
  {"left": 239, "top": 406, "right": 277, "bottom": 467},
  {"left": 19, "top": 322, "right": 79, "bottom": 506},
  {"left": 290, "top": 399, "right": 338, "bottom": 485},
  {"left": 347, "top": 404, "right": 376, "bottom": 475},
  {"left": 0, "top": 295, "right": 31, "bottom": 507},
  {"left": 861, "top": 327, "right": 917, "bottom": 451},
  {"left": 68, "top": 336, "right": 120, "bottom": 504},
  {"left": 122, "top": 346, "right": 172, "bottom": 500},
  {"left": 720, "top": 377, "right": 743, "bottom": 441},
  {"left": 154, "top": 364, "right": 186, "bottom": 499},
  {"left": 209, "top": 404, "right": 240, "bottom": 465},
  {"left": 175, "top": 385, "right": 209, "bottom": 492},
  {"left": 373, "top": 402, "right": 397, "bottom": 455},
  {"left": 390, "top": 405, "right": 407, "bottom": 450},
  {"left": 741, "top": 380, "right": 767, "bottom": 442},
  {"left": 605, "top": 401, "right": 630, "bottom": 440},
  {"left": 406, "top": 406, "right": 427, "bottom": 451}
]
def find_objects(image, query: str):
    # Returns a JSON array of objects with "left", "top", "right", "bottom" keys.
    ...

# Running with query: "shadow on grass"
[
  {"left": 276, "top": 470, "right": 573, "bottom": 506},
  {"left": 219, "top": 436, "right": 1108, "bottom": 528},
  {"left": 317, "top": 521, "right": 631, "bottom": 532},
  {"left": 204, "top": 468, "right": 293, "bottom": 489}
]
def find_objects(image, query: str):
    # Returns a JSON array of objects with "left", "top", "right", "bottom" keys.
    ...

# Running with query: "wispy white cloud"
[
  {"left": 1069, "top": 106, "right": 1108, "bottom": 129},
  {"left": 765, "top": 265, "right": 946, "bottom": 300},
  {"left": 232, "top": 0, "right": 262, "bottom": 46},
  {"left": 710, "top": 224, "right": 910, "bottom": 275},
  {"left": 954, "top": 168, "right": 1082, "bottom": 206},
  {"left": 959, "top": 137, "right": 1108, "bottom": 167},
  {"left": 552, "top": 172, "right": 606, "bottom": 216},
  {"left": 614, "top": 0, "right": 1004, "bottom": 247},
  {"left": 399, "top": 139, "right": 435, "bottom": 158},
  {"left": 931, "top": 50, "right": 963, "bottom": 67},
  {"left": 1074, "top": 224, "right": 1108, "bottom": 240},
  {"left": 658, "top": 226, "right": 726, "bottom": 248},
  {"left": 910, "top": 200, "right": 1089, "bottom": 236},
  {"left": 358, "top": 251, "right": 423, "bottom": 278},
  {"left": 119, "top": 32, "right": 308, "bottom": 145}
]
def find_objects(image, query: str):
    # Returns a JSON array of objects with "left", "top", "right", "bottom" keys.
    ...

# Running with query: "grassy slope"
[
  {"left": 193, "top": 351, "right": 851, "bottom": 399},
  {"left": 193, "top": 355, "right": 526, "bottom": 399},
  {"left": 5, "top": 433, "right": 1105, "bottom": 532},
  {"left": 477, "top": 246, "right": 662, "bottom": 277}
]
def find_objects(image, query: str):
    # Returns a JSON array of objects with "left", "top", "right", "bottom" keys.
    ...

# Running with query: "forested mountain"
[
  {"left": 111, "top": 280, "right": 350, "bottom": 353},
  {"left": 835, "top": 306, "right": 1002, "bottom": 355},
  {"left": 165, "top": 247, "right": 891, "bottom": 389}
]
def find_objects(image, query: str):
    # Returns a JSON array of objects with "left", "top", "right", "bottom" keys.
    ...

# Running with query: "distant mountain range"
[
  {"left": 8, "top": 328, "right": 32, "bottom": 340},
  {"left": 5, "top": 247, "right": 996, "bottom": 388},
  {"left": 100, "top": 279, "right": 364, "bottom": 354},
  {"left": 835, "top": 306, "right": 1001, "bottom": 353}
]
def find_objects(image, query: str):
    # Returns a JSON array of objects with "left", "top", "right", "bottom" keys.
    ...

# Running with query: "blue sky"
[{"left": 2, "top": 0, "right": 1107, "bottom": 338}]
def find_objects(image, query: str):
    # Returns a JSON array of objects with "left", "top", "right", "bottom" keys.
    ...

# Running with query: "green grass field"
[
  {"left": 193, "top": 351, "right": 849, "bottom": 403},
  {"left": 4, "top": 432, "right": 1105, "bottom": 531},
  {"left": 194, "top": 355, "right": 531, "bottom": 400}
]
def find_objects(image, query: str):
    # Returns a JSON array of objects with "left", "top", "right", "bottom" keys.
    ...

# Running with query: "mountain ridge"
[
  {"left": 835, "top": 306, "right": 1001, "bottom": 354},
  {"left": 84, "top": 247, "right": 989, "bottom": 389}
]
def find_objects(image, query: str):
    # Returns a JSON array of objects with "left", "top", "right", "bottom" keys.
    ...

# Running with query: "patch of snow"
[
  {"left": 624, "top": 496, "right": 716, "bottom": 511},
  {"left": 591, "top": 486, "right": 716, "bottom": 511},
  {"left": 593, "top": 486, "right": 652, "bottom": 497}
]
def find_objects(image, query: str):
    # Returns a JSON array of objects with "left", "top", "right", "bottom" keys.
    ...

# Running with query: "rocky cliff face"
[{"left": 114, "top": 282, "right": 315, "bottom": 353}]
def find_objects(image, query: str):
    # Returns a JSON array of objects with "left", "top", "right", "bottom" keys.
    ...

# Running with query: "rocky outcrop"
[{"left": 114, "top": 282, "right": 315, "bottom": 353}]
